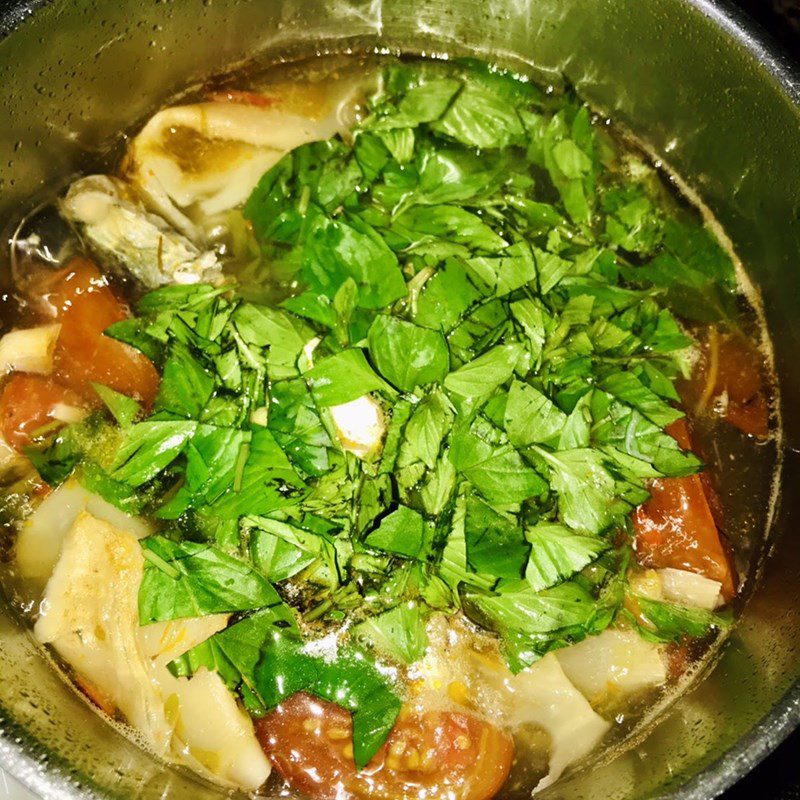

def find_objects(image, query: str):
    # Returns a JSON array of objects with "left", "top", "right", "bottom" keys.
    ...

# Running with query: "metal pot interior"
[{"left": 0, "top": 1, "right": 798, "bottom": 798}]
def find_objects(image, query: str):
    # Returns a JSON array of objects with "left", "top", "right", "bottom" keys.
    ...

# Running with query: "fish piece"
[
  {"left": 35, "top": 512, "right": 271, "bottom": 790},
  {"left": 556, "top": 629, "right": 667, "bottom": 702},
  {"left": 60, "top": 175, "right": 222, "bottom": 287},
  {"left": 126, "top": 80, "right": 359, "bottom": 239}
]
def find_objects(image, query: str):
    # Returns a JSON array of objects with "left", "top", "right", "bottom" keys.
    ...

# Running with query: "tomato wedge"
[
  {"left": 0, "top": 374, "right": 84, "bottom": 450},
  {"left": 30, "top": 257, "right": 159, "bottom": 407},
  {"left": 632, "top": 419, "right": 736, "bottom": 600},
  {"left": 680, "top": 327, "right": 770, "bottom": 438},
  {"left": 255, "top": 693, "right": 514, "bottom": 800}
]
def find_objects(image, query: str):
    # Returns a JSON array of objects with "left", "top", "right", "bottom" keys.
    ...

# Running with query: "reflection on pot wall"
[{"left": 0, "top": 2, "right": 798, "bottom": 799}]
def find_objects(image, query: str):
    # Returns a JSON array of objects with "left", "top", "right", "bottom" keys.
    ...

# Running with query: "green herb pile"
[{"left": 30, "top": 59, "right": 736, "bottom": 764}]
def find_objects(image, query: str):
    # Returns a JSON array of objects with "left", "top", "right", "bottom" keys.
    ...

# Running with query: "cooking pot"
[{"left": 0, "top": 1, "right": 798, "bottom": 797}]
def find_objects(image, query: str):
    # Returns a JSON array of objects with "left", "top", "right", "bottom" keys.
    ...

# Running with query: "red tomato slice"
[
  {"left": 31, "top": 258, "right": 159, "bottom": 407},
  {"left": 0, "top": 374, "right": 84, "bottom": 450},
  {"left": 255, "top": 693, "right": 514, "bottom": 800},
  {"left": 633, "top": 419, "right": 736, "bottom": 601}
]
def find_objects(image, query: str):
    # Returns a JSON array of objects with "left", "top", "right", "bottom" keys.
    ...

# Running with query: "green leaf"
[
  {"left": 138, "top": 536, "right": 281, "bottom": 623},
  {"left": 464, "top": 495, "right": 529, "bottom": 579},
  {"left": 111, "top": 420, "right": 197, "bottom": 487},
  {"left": 600, "top": 371, "right": 683, "bottom": 428},
  {"left": 504, "top": 380, "right": 566, "bottom": 448},
  {"left": 294, "top": 646, "right": 402, "bottom": 768},
  {"left": 352, "top": 602, "right": 429, "bottom": 664},
  {"left": 393, "top": 205, "right": 507, "bottom": 254},
  {"left": 303, "top": 213, "right": 408, "bottom": 309},
  {"left": 401, "top": 390, "right": 453, "bottom": 469},
  {"left": 91, "top": 383, "right": 141, "bottom": 428},
  {"left": 593, "top": 402, "right": 701, "bottom": 477},
  {"left": 431, "top": 81, "right": 525, "bottom": 149},
  {"left": 559, "top": 392, "right": 592, "bottom": 449},
  {"left": 307, "top": 349, "right": 390, "bottom": 407},
  {"left": 413, "top": 258, "right": 481, "bottom": 332},
  {"left": 367, "top": 316, "right": 449, "bottom": 392},
  {"left": 168, "top": 606, "right": 302, "bottom": 713},
  {"left": 104, "top": 318, "right": 162, "bottom": 362},
  {"left": 551, "top": 139, "right": 593, "bottom": 179},
  {"left": 468, "top": 243, "right": 536, "bottom": 298},
  {"left": 635, "top": 596, "right": 730, "bottom": 642},
  {"left": 370, "top": 77, "right": 461, "bottom": 129},
  {"left": 248, "top": 516, "right": 331, "bottom": 583},
  {"left": 268, "top": 379, "right": 332, "bottom": 477},
  {"left": 209, "top": 429, "right": 305, "bottom": 519},
  {"left": 157, "top": 425, "right": 251, "bottom": 518},
  {"left": 153, "top": 343, "right": 215, "bottom": 419},
  {"left": 365, "top": 505, "right": 426, "bottom": 559},
  {"left": 533, "top": 447, "right": 623, "bottom": 534},
  {"left": 524, "top": 523, "right": 609, "bottom": 591},
  {"left": 438, "top": 494, "right": 497, "bottom": 594},
  {"left": 444, "top": 343, "right": 523, "bottom": 400},
  {"left": 233, "top": 304, "right": 313, "bottom": 380},
  {"left": 466, "top": 580, "right": 596, "bottom": 639},
  {"left": 450, "top": 432, "right": 547, "bottom": 504}
]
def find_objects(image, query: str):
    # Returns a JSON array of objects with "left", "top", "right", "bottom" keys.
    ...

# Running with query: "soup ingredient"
[
  {"left": 0, "top": 374, "right": 83, "bottom": 450},
  {"left": 12, "top": 58, "right": 751, "bottom": 794},
  {"left": 681, "top": 327, "right": 770, "bottom": 438},
  {"left": 633, "top": 420, "right": 735, "bottom": 600},
  {"left": 35, "top": 511, "right": 270, "bottom": 789},
  {"left": 329, "top": 394, "right": 386, "bottom": 457},
  {"left": 255, "top": 692, "right": 514, "bottom": 800},
  {"left": 32, "top": 257, "right": 160, "bottom": 406},
  {"left": 61, "top": 176, "right": 222, "bottom": 288},
  {"left": 15, "top": 478, "right": 151, "bottom": 588},
  {"left": 0, "top": 323, "right": 61, "bottom": 376},
  {"left": 499, "top": 654, "right": 610, "bottom": 791},
  {"left": 657, "top": 567, "right": 722, "bottom": 610},
  {"left": 555, "top": 628, "right": 666, "bottom": 700},
  {"left": 126, "top": 80, "right": 359, "bottom": 240},
  {"left": 35, "top": 513, "right": 172, "bottom": 747}
]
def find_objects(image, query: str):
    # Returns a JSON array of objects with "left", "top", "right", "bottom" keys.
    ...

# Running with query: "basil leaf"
[
  {"left": 367, "top": 316, "right": 449, "bottom": 392},
  {"left": 635, "top": 596, "right": 730, "bottom": 642},
  {"left": 464, "top": 495, "right": 529, "bottom": 578},
  {"left": 450, "top": 433, "right": 547, "bottom": 504},
  {"left": 524, "top": 523, "right": 609, "bottom": 592},
  {"left": 153, "top": 343, "right": 215, "bottom": 419},
  {"left": 352, "top": 602, "right": 429, "bottom": 664},
  {"left": 504, "top": 380, "right": 566, "bottom": 448},
  {"left": 365, "top": 505, "right": 426, "bottom": 559},
  {"left": 138, "top": 536, "right": 281, "bottom": 623},
  {"left": 92, "top": 383, "right": 141, "bottom": 428},
  {"left": 533, "top": 446, "right": 624, "bottom": 535},
  {"left": 600, "top": 371, "right": 683, "bottom": 428},
  {"left": 444, "top": 343, "right": 524, "bottom": 400},
  {"left": 307, "top": 349, "right": 390, "bottom": 406},
  {"left": 111, "top": 420, "right": 197, "bottom": 486}
]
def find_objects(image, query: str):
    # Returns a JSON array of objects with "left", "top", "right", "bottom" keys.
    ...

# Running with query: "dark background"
[{"left": 718, "top": 1, "right": 799, "bottom": 793}]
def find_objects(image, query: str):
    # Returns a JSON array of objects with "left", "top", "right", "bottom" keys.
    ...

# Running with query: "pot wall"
[{"left": 0, "top": 1, "right": 798, "bottom": 798}]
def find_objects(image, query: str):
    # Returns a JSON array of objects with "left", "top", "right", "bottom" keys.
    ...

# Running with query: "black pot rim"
[{"left": 0, "top": 1, "right": 797, "bottom": 798}]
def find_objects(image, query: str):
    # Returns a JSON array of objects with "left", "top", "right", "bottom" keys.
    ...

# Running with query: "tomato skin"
[
  {"left": 0, "top": 374, "right": 84, "bottom": 450},
  {"left": 255, "top": 693, "right": 514, "bottom": 800},
  {"left": 31, "top": 258, "right": 159, "bottom": 407},
  {"left": 633, "top": 419, "right": 736, "bottom": 601}
]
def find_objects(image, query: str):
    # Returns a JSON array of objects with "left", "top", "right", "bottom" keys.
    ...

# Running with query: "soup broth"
[{"left": 0, "top": 54, "right": 779, "bottom": 799}]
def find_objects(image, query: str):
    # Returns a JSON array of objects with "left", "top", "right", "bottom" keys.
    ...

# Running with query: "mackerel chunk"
[{"left": 60, "top": 175, "right": 223, "bottom": 288}]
